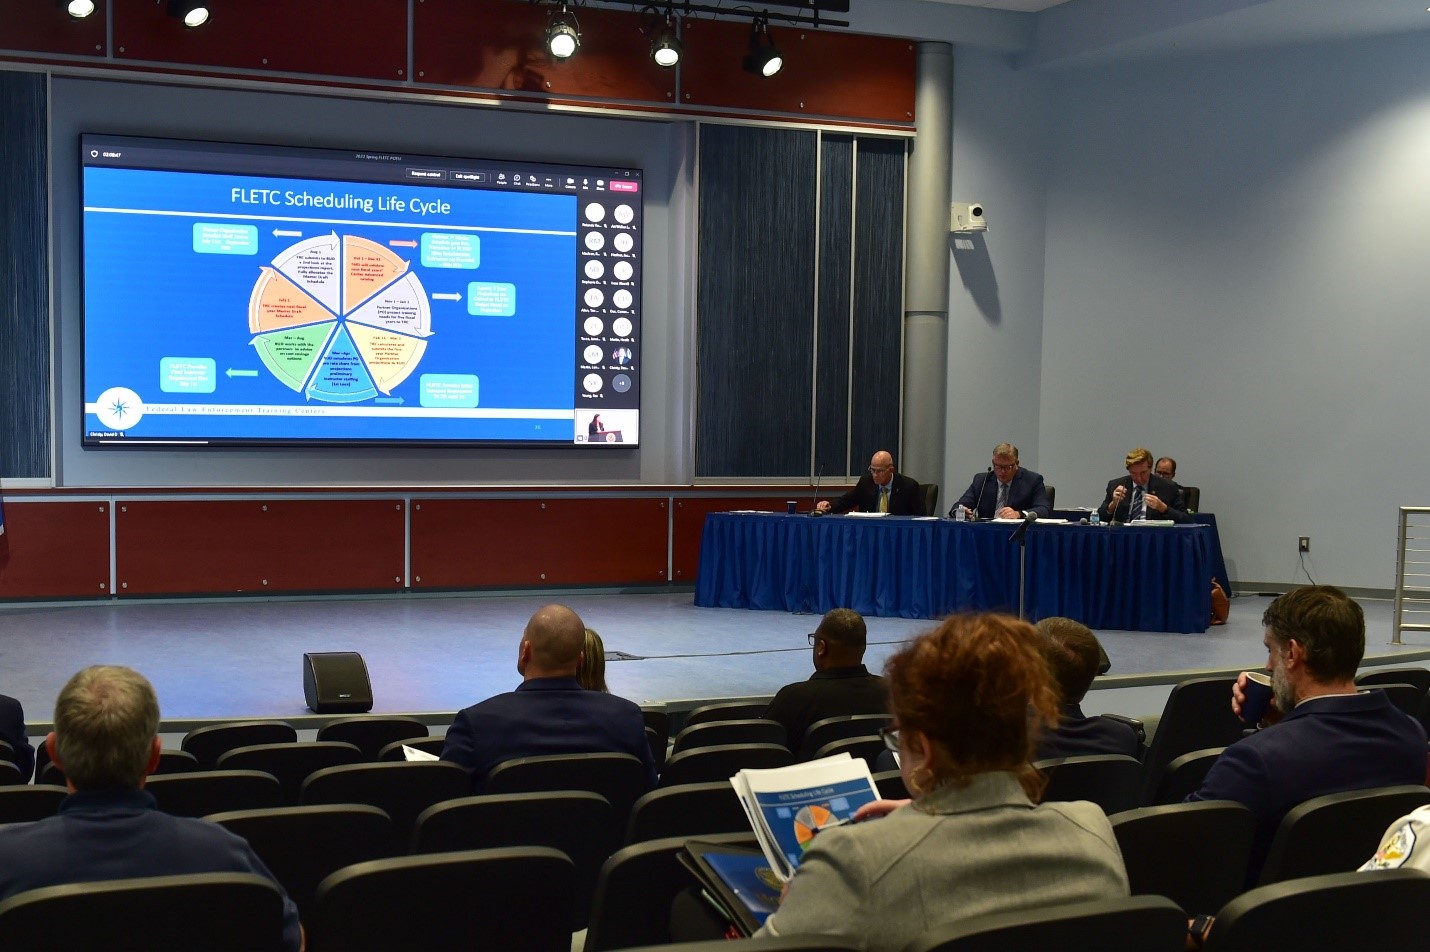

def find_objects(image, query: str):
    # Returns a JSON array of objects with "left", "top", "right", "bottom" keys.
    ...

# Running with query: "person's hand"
[
  {"left": 996, "top": 506, "right": 1020, "bottom": 519},
  {"left": 1232, "top": 671, "right": 1283, "bottom": 725},
  {"left": 1145, "top": 493, "right": 1167, "bottom": 513},
  {"left": 815, "top": 500, "right": 830, "bottom": 513},
  {"left": 852, "top": 798, "right": 909, "bottom": 821},
  {"left": 1111, "top": 485, "right": 1126, "bottom": 507}
]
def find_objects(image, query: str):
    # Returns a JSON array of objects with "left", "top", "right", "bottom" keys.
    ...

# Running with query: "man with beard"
[{"left": 1185, "top": 586, "right": 1425, "bottom": 884}]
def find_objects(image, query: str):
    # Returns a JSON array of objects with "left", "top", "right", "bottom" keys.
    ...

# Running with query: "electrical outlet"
[{"left": 1298, "top": 536, "right": 1310, "bottom": 553}]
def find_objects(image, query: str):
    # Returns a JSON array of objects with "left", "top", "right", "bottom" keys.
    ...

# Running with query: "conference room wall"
[
  {"left": 1036, "top": 29, "right": 1430, "bottom": 592},
  {"left": 47, "top": 76, "right": 693, "bottom": 488}
]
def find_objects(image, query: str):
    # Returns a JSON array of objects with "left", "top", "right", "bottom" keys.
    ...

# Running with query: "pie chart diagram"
[
  {"left": 247, "top": 233, "right": 433, "bottom": 403},
  {"left": 793, "top": 803, "right": 837, "bottom": 850}
]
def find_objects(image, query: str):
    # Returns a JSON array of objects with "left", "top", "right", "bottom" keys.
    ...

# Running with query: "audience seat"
[
  {"left": 314, "top": 715, "right": 429, "bottom": 760},
  {"left": 901, "top": 894, "right": 1186, "bottom": 952},
  {"left": 612, "top": 939, "right": 862, "bottom": 951},
  {"left": 0, "top": 871, "right": 289, "bottom": 952},
  {"left": 376, "top": 736, "right": 445, "bottom": 761},
  {"left": 412, "top": 790, "right": 613, "bottom": 929},
  {"left": 643, "top": 708, "right": 672, "bottom": 750},
  {"left": 307, "top": 847, "right": 574, "bottom": 952},
  {"left": 1035, "top": 754, "right": 1142, "bottom": 815},
  {"left": 207, "top": 803, "right": 394, "bottom": 919},
  {"left": 1257, "top": 784, "right": 1430, "bottom": 886},
  {"left": 1147, "top": 747, "right": 1225, "bottom": 805},
  {"left": 1110, "top": 800, "right": 1255, "bottom": 916},
  {"left": 800, "top": 714, "right": 890, "bottom": 761},
  {"left": 659, "top": 743, "right": 794, "bottom": 788},
  {"left": 153, "top": 749, "right": 202, "bottom": 776},
  {"left": 682, "top": 702, "right": 769, "bottom": 729},
  {"left": 625, "top": 780, "right": 751, "bottom": 845},
  {"left": 485, "top": 751, "right": 651, "bottom": 833},
  {"left": 1355, "top": 666, "right": 1430, "bottom": 697},
  {"left": 872, "top": 768, "right": 910, "bottom": 801},
  {"left": 585, "top": 831, "right": 759, "bottom": 952},
  {"left": 0, "top": 740, "right": 16, "bottom": 768},
  {"left": 1204, "top": 868, "right": 1430, "bottom": 952},
  {"left": 143, "top": 770, "right": 283, "bottom": 818},
  {"left": 671, "top": 719, "right": 787, "bottom": 756},
  {"left": 0, "top": 761, "right": 24, "bottom": 787},
  {"left": 216, "top": 741, "right": 365, "bottom": 805},
  {"left": 812, "top": 735, "right": 885, "bottom": 770},
  {"left": 1136, "top": 677, "right": 1247, "bottom": 805},
  {"left": 0, "top": 785, "right": 67, "bottom": 823},
  {"left": 299, "top": 761, "right": 469, "bottom": 853},
  {"left": 1045, "top": 485, "right": 1056, "bottom": 510},
  {"left": 180, "top": 721, "right": 298, "bottom": 771},
  {"left": 1361, "top": 683, "right": 1422, "bottom": 717}
]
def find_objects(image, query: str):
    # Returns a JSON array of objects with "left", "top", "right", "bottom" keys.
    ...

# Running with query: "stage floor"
[{"left": 1, "top": 590, "right": 1426, "bottom": 732}]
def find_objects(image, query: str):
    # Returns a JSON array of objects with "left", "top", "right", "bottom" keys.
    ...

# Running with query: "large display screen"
[{"left": 81, "top": 134, "right": 642, "bottom": 446}]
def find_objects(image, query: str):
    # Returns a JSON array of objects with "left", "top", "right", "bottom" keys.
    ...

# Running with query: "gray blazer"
[{"left": 756, "top": 771, "right": 1129, "bottom": 952}]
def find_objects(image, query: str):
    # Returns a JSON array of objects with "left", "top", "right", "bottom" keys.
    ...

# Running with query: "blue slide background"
[{"left": 83, "top": 167, "right": 578, "bottom": 442}]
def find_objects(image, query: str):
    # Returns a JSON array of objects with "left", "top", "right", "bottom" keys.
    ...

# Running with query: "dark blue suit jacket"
[
  {"left": 0, "top": 694, "right": 33, "bottom": 782},
  {"left": 1035, "top": 704, "right": 1142, "bottom": 761},
  {"left": 441, "top": 676, "right": 658, "bottom": 792},
  {"left": 1187, "top": 690, "right": 1427, "bottom": 882},
  {"left": 1099, "top": 474, "right": 1189, "bottom": 523},
  {"left": 954, "top": 468, "right": 1051, "bottom": 519}
]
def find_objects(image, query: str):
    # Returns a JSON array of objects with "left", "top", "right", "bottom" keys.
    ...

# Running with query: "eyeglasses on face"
[
  {"left": 879, "top": 726, "right": 900, "bottom": 752},
  {"left": 807, "top": 633, "right": 822, "bottom": 647},
  {"left": 869, "top": 466, "right": 892, "bottom": 475}
]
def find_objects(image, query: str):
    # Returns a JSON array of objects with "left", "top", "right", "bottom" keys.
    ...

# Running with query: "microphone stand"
[
  {"left": 969, "top": 467, "right": 994, "bottom": 521},
  {"left": 1008, "top": 511, "right": 1037, "bottom": 620}
]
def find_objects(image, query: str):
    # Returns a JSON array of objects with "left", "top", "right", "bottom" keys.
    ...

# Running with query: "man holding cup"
[{"left": 1185, "top": 585, "right": 1426, "bottom": 883}]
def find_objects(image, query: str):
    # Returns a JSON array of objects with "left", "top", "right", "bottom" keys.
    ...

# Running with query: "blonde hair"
[
  {"left": 54, "top": 666, "right": 159, "bottom": 789},
  {"left": 577, "top": 628, "right": 609, "bottom": 693},
  {"left": 1124, "top": 447, "right": 1153, "bottom": 469}
]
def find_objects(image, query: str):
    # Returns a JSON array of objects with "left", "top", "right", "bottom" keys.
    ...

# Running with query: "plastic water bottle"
[
  {"left": 1090, "top": 511, "right": 1101, "bottom": 526},
  {"left": 953, "top": 506, "right": 965, "bottom": 523}
]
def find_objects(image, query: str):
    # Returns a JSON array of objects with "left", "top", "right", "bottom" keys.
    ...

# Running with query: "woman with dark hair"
[{"left": 754, "top": 613, "right": 1129, "bottom": 951}]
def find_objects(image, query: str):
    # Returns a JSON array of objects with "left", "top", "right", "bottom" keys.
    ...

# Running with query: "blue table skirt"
[{"left": 694, "top": 513, "right": 1213, "bottom": 633}]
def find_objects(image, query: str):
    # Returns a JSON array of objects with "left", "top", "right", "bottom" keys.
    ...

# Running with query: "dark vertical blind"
[{"left": 0, "top": 71, "right": 51, "bottom": 479}]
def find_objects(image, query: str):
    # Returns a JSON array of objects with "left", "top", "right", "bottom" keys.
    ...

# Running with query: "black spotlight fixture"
[
  {"left": 743, "top": 16, "right": 782, "bottom": 78},
  {"left": 166, "top": 0, "right": 211, "bottom": 28},
  {"left": 59, "top": 0, "right": 95, "bottom": 19},
  {"left": 650, "top": 15, "right": 681, "bottom": 68},
  {"left": 546, "top": 3, "right": 580, "bottom": 60}
]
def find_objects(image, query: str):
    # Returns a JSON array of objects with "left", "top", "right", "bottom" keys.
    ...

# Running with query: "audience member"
[
  {"left": 952, "top": 442, "right": 1051, "bottom": 520},
  {"left": 0, "top": 691, "right": 34, "bottom": 781},
  {"left": 441, "top": 604, "right": 657, "bottom": 791},
  {"left": 1033, "top": 617, "right": 1140, "bottom": 760},
  {"left": 0, "top": 666, "right": 301, "bottom": 951},
  {"left": 1154, "top": 457, "right": 1178, "bottom": 482},
  {"left": 763, "top": 608, "right": 887, "bottom": 753},
  {"left": 816, "top": 450, "right": 921, "bottom": 515},
  {"left": 756, "top": 614, "right": 1129, "bottom": 952},
  {"left": 1186, "top": 586, "right": 1427, "bottom": 882},
  {"left": 1099, "top": 447, "right": 1189, "bottom": 523},
  {"left": 1362, "top": 804, "right": 1430, "bottom": 872},
  {"left": 577, "top": 627, "right": 609, "bottom": 692}
]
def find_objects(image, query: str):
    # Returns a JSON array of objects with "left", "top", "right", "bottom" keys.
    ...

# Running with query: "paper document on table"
[
  {"left": 845, "top": 511, "right": 888, "bottom": 518},
  {"left": 911, "top": 516, "right": 939, "bottom": 521},
  {"left": 1036, "top": 518, "right": 1070, "bottom": 524},
  {"left": 1129, "top": 519, "right": 1175, "bottom": 527},
  {"left": 729, "top": 510, "right": 770, "bottom": 514}
]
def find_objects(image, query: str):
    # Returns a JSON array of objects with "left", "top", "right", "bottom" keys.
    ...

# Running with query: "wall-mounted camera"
[{"left": 949, "top": 202, "right": 987, "bottom": 233}]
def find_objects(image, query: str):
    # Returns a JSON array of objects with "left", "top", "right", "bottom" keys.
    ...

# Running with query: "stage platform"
[{"left": 1, "top": 590, "right": 1427, "bottom": 736}]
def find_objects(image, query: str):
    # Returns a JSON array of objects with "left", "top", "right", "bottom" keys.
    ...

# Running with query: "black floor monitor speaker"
[{"left": 303, "top": 651, "right": 374, "bottom": 714}]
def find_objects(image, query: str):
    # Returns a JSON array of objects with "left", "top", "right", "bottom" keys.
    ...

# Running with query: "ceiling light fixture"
[
  {"left": 59, "top": 0, "right": 95, "bottom": 19},
  {"left": 650, "top": 15, "right": 681, "bottom": 68},
  {"left": 743, "top": 16, "right": 783, "bottom": 78},
  {"left": 546, "top": 3, "right": 581, "bottom": 60},
  {"left": 166, "top": 0, "right": 210, "bottom": 29}
]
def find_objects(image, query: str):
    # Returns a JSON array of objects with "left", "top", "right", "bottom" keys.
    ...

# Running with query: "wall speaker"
[{"left": 303, "top": 651, "right": 374, "bottom": 714}]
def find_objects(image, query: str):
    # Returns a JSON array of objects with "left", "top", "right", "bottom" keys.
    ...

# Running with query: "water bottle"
[
  {"left": 1090, "top": 511, "right": 1100, "bottom": 526},
  {"left": 953, "top": 506, "right": 965, "bottom": 523}
]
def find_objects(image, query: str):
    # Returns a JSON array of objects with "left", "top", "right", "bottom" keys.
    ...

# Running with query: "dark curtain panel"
[
  {"left": 0, "top": 70, "right": 52, "bottom": 479},
  {"left": 695, "top": 125, "right": 818, "bottom": 478},
  {"left": 814, "top": 135, "right": 853, "bottom": 480}
]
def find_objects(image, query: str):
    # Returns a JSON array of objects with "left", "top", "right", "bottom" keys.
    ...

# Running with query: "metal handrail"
[{"left": 1392, "top": 506, "right": 1430, "bottom": 644}]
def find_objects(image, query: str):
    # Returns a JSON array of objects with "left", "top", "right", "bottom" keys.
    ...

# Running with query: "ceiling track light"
[
  {"left": 546, "top": 3, "right": 581, "bottom": 60},
  {"left": 58, "top": 0, "right": 95, "bottom": 20},
  {"left": 650, "top": 14, "right": 681, "bottom": 69},
  {"left": 743, "top": 15, "right": 783, "bottom": 78},
  {"left": 166, "top": 0, "right": 211, "bottom": 29}
]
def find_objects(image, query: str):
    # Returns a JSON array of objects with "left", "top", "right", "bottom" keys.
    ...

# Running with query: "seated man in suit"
[
  {"left": 0, "top": 666, "right": 302, "bottom": 950},
  {"left": 816, "top": 450, "right": 921, "bottom": 515},
  {"left": 0, "top": 692, "right": 34, "bottom": 781},
  {"left": 764, "top": 608, "right": 888, "bottom": 754},
  {"left": 1186, "top": 586, "right": 1427, "bottom": 883},
  {"left": 951, "top": 442, "right": 1051, "bottom": 520},
  {"left": 1098, "top": 447, "right": 1189, "bottom": 523},
  {"left": 441, "top": 603, "right": 658, "bottom": 791},
  {"left": 1033, "top": 617, "right": 1140, "bottom": 761}
]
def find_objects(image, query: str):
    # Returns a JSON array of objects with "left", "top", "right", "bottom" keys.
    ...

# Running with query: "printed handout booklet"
[
  {"left": 730, "top": 753, "right": 880, "bottom": 881},
  {"left": 678, "top": 842, "right": 783, "bottom": 936}
]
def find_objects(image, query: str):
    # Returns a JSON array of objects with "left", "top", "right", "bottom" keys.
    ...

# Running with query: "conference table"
[{"left": 694, "top": 513, "right": 1215, "bottom": 633}]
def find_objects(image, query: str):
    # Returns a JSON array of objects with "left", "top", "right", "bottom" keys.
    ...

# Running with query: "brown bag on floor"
[{"left": 1210, "top": 579, "right": 1230, "bottom": 626}]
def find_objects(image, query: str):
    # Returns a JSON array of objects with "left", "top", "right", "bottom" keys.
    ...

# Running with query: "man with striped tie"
[{"left": 1099, "top": 447, "right": 1190, "bottom": 523}]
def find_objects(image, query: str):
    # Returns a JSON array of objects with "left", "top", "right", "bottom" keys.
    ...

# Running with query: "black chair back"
[
  {"left": 413, "top": 790, "right": 613, "bottom": 929},
  {"left": 659, "top": 743, "right": 794, "bottom": 787},
  {"left": 1180, "top": 486, "right": 1200, "bottom": 512},
  {"left": 181, "top": 721, "right": 297, "bottom": 770},
  {"left": 0, "top": 785, "right": 67, "bottom": 823},
  {"left": 0, "top": 872, "right": 289, "bottom": 952},
  {"left": 901, "top": 894, "right": 1186, "bottom": 952},
  {"left": 1035, "top": 754, "right": 1142, "bottom": 815},
  {"left": 376, "top": 736, "right": 445, "bottom": 761},
  {"left": 1140, "top": 677, "right": 1247, "bottom": 805},
  {"left": 1362, "top": 683, "right": 1423, "bottom": 717},
  {"left": 217, "top": 741, "right": 365, "bottom": 804},
  {"left": 671, "top": 719, "right": 787, "bottom": 755},
  {"left": 585, "top": 831, "right": 759, "bottom": 952},
  {"left": 1356, "top": 666, "right": 1430, "bottom": 697},
  {"left": 1205, "top": 868, "right": 1430, "bottom": 952},
  {"left": 299, "top": 761, "right": 469, "bottom": 852},
  {"left": 812, "top": 735, "right": 885, "bottom": 770},
  {"left": 1045, "top": 485, "right": 1057, "bottom": 509},
  {"left": 683, "top": 701, "right": 769, "bottom": 729},
  {"left": 1110, "top": 800, "right": 1255, "bottom": 916},
  {"left": 919, "top": 483, "right": 939, "bottom": 516},
  {"left": 642, "top": 708, "right": 672, "bottom": 750},
  {"left": 1147, "top": 746, "right": 1224, "bottom": 805},
  {"left": 308, "top": 847, "right": 574, "bottom": 952},
  {"left": 208, "top": 803, "right": 394, "bottom": 919},
  {"left": 144, "top": 770, "right": 284, "bottom": 818},
  {"left": 800, "top": 714, "right": 890, "bottom": 761},
  {"left": 315, "top": 715, "right": 429, "bottom": 759},
  {"left": 153, "top": 749, "right": 202, "bottom": 776},
  {"left": 1258, "top": 784, "right": 1430, "bottom": 886},
  {"left": 485, "top": 751, "right": 651, "bottom": 831},
  {"left": 626, "top": 780, "right": 751, "bottom": 845},
  {"left": 0, "top": 762, "right": 24, "bottom": 787},
  {"left": 872, "top": 768, "right": 910, "bottom": 801}
]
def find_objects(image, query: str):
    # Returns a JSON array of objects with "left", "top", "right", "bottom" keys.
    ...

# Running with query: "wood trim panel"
[{"left": 0, "top": 501, "right": 111, "bottom": 599}]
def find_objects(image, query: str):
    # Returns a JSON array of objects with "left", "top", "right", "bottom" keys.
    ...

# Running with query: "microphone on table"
[
  {"left": 1009, "top": 509, "right": 1037, "bottom": 543},
  {"left": 970, "top": 467, "right": 993, "bottom": 521},
  {"left": 809, "top": 467, "right": 822, "bottom": 516}
]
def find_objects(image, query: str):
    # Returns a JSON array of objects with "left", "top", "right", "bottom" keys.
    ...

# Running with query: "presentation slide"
[{"left": 81, "top": 134, "right": 642, "bottom": 446}]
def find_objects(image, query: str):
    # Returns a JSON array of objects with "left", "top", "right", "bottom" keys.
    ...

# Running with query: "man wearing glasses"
[
  {"left": 815, "top": 450, "right": 922, "bottom": 515},
  {"left": 763, "top": 608, "right": 888, "bottom": 754},
  {"left": 952, "top": 442, "right": 1052, "bottom": 520}
]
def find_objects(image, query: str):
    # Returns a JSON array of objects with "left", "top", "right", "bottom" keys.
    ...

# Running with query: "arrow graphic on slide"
[
  {"left": 273, "top": 229, "right": 302, "bottom": 237},
  {"left": 225, "top": 368, "right": 259, "bottom": 377},
  {"left": 389, "top": 239, "right": 418, "bottom": 248},
  {"left": 431, "top": 292, "right": 462, "bottom": 301}
]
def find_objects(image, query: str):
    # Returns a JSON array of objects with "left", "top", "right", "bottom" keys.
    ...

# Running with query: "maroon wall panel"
[
  {"left": 414, "top": 0, "right": 675, "bottom": 104},
  {"left": 671, "top": 495, "right": 801, "bottom": 582},
  {"left": 0, "top": 501, "right": 111, "bottom": 599},
  {"left": 115, "top": 499, "right": 406, "bottom": 595},
  {"left": 0, "top": 0, "right": 108, "bottom": 57},
  {"left": 111, "top": 0, "right": 407, "bottom": 81},
  {"left": 411, "top": 497, "right": 667, "bottom": 588},
  {"left": 680, "top": 19, "right": 915, "bottom": 124}
]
